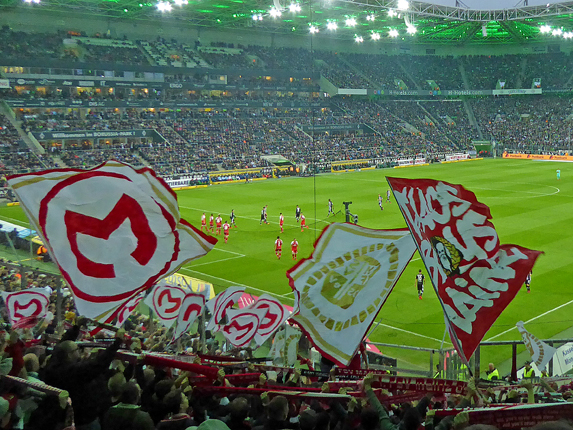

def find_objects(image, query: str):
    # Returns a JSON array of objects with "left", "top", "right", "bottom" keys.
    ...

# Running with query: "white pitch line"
[
  {"left": 178, "top": 267, "right": 294, "bottom": 301},
  {"left": 377, "top": 323, "right": 452, "bottom": 345},
  {"left": 485, "top": 297, "right": 573, "bottom": 341},
  {"left": 188, "top": 255, "right": 244, "bottom": 268},
  {"left": 210, "top": 247, "right": 245, "bottom": 257},
  {"left": 180, "top": 205, "right": 322, "bottom": 232}
]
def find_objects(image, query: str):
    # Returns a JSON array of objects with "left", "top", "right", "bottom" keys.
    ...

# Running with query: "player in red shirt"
[
  {"left": 275, "top": 236, "right": 283, "bottom": 259},
  {"left": 223, "top": 221, "right": 230, "bottom": 243},
  {"left": 291, "top": 238, "right": 298, "bottom": 260},
  {"left": 300, "top": 214, "right": 309, "bottom": 232},
  {"left": 279, "top": 213, "right": 284, "bottom": 233},
  {"left": 215, "top": 214, "right": 222, "bottom": 235},
  {"left": 200, "top": 213, "right": 207, "bottom": 232},
  {"left": 209, "top": 214, "right": 214, "bottom": 232}
]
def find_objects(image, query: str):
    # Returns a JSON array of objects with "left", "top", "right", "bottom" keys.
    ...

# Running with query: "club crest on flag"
[
  {"left": 7, "top": 161, "right": 216, "bottom": 320},
  {"left": 516, "top": 321, "right": 556, "bottom": 371},
  {"left": 2, "top": 289, "right": 51, "bottom": 325},
  {"left": 288, "top": 223, "right": 416, "bottom": 366}
]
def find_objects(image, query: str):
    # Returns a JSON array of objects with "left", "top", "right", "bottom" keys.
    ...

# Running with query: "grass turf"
[{"left": 1, "top": 158, "right": 572, "bottom": 373}]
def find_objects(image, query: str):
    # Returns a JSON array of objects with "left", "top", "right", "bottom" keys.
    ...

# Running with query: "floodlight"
[
  {"left": 366, "top": 14, "right": 375, "bottom": 21},
  {"left": 252, "top": 13, "right": 263, "bottom": 20},
  {"left": 397, "top": 0, "right": 409, "bottom": 10},
  {"left": 346, "top": 17, "right": 357, "bottom": 27},
  {"left": 389, "top": 28, "right": 399, "bottom": 37},
  {"left": 309, "top": 25, "right": 319, "bottom": 33},
  {"left": 269, "top": 7, "right": 282, "bottom": 17},
  {"left": 173, "top": 0, "right": 187, "bottom": 5},
  {"left": 388, "top": 9, "right": 397, "bottom": 17},
  {"left": 327, "top": 21, "right": 337, "bottom": 30},
  {"left": 23, "top": 0, "right": 41, "bottom": 3},
  {"left": 406, "top": 25, "right": 417, "bottom": 34},
  {"left": 539, "top": 25, "right": 551, "bottom": 33},
  {"left": 552, "top": 28, "right": 563, "bottom": 36},
  {"left": 564, "top": 31, "right": 573, "bottom": 39},
  {"left": 355, "top": 35, "right": 364, "bottom": 43},
  {"left": 156, "top": 1, "right": 172, "bottom": 12},
  {"left": 289, "top": 3, "right": 301, "bottom": 12},
  {"left": 371, "top": 32, "right": 381, "bottom": 40}
]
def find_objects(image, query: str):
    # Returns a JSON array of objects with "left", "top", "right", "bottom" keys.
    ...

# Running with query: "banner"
[
  {"left": 116, "top": 292, "right": 145, "bottom": 328},
  {"left": 387, "top": 177, "right": 542, "bottom": 361},
  {"left": 206, "top": 287, "right": 245, "bottom": 331},
  {"left": 172, "top": 293, "right": 206, "bottom": 341},
  {"left": 7, "top": 160, "right": 216, "bottom": 320},
  {"left": 1, "top": 288, "right": 50, "bottom": 326},
  {"left": 287, "top": 223, "right": 416, "bottom": 366},
  {"left": 516, "top": 321, "right": 556, "bottom": 371},
  {"left": 502, "top": 152, "right": 572, "bottom": 161},
  {"left": 158, "top": 272, "right": 214, "bottom": 300},
  {"left": 33, "top": 129, "right": 158, "bottom": 141},
  {"left": 221, "top": 307, "right": 268, "bottom": 347},
  {"left": 0, "top": 79, "right": 9, "bottom": 89}
]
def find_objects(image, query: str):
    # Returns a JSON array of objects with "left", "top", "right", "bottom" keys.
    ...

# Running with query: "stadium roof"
[{"left": 3, "top": 0, "right": 573, "bottom": 44}]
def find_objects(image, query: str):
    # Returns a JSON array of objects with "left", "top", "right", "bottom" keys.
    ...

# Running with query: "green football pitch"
[{"left": 1, "top": 158, "right": 572, "bottom": 373}]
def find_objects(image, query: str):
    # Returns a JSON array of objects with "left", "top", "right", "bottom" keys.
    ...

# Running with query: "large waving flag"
[
  {"left": 287, "top": 223, "right": 416, "bottom": 366},
  {"left": 221, "top": 307, "right": 268, "bottom": 347},
  {"left": 7, "top": 161, "right": 216, "bottom": 321},
  {"left": 388, "top": 177, "right": 541, "bottom": 361},
  {"left": 206, "top": 287, "right": 245, "bottom": 331},
  {"left": 2, "top": 288, "right": 50, "bottom": 326},
  {"left": 248, "top": 294, "right": 291, "bottom": 346},
  {"left": 516, "top": 321, "right": 556, "bottom": 371},
  {"left": 270, "top": 324, "right": 302, "bottom": 366}
]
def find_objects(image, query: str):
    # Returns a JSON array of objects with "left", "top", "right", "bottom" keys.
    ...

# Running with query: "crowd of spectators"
[
  {"left": 462, "top": 55, "right": 523, "bottom": 89},
  {"left": 0, "top": 115, "right": 21, "bottom": 153}
]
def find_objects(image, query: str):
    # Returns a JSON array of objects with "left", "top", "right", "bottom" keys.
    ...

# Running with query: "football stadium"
[{"left": 1, "top": 0, "right": 573, "bottom": 427}]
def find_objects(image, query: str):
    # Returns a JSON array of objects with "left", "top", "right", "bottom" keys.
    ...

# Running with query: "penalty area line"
[
  {"left": 372, "top": 323, "right": 452, "bottom": 345},
  {"left": 178, "top": 267, "right": 294, "bottom": 302},
  {"left": 485, "top": 297, "right": 573, "bottom": 341}
]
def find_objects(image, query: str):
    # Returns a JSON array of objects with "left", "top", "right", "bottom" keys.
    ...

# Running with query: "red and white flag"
[
  {"left": 116, "top": 292, "right": 145, "bottom": 328},
  {"left": 2, "top": 288, "right": 50, "bottom": 326},
  {"left": 172, "top": 293, "right": 206, "bottom": 341},
  {"left": 287, "top": 223, "right": 417, "bottom": 366},
  {"left": 387, "top": 177, "right": 542, "bottom": 361},
  {"left": 144, "top": 283, "right": 186, "bottom": 328},
  {"left": 205, "top": 287, "right": 245, "bottom": 331},
  {"left": 516, "top": 321, "right": 556, "bottom": 371},
  {"left": 7, "top": 161, "right": 216, "bottom": 321},
  {"left": 221, "top": 307, "right": 268, "bottom": 347},
  {"left": 248, "top": 294, "right": 291, "bottom": 346}
]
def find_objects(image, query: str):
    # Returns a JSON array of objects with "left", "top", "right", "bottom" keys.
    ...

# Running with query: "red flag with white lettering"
[
  {"left": 7, "top": 161, "right": 216, "bottom": 321},
  {"left": 387, "top": 177, "right": 542, "bottom": 361},
  {"left": 172, "top": 293, "right": 205, "bottom": 341},
  {"left": 1, "top": 288, "right": 50, "bottom": 326}
]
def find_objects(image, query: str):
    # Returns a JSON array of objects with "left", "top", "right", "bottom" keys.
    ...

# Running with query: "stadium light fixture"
[
  {"left": 406, "top": 24, "right": 417, "bottom": 34},
  {"left": 156, "top": 1, "right": 172, "bottom": 12},
  {"left": 564, "top": 31, "right": 573, "bottom": 39},
  {"left": 269, "top": 7, "right": 282, "bottom": 18},
  {"left": 23, "top": 0, "right": 41, "bottom": 3},
  {"left": 389, "top": 28, "right": 399, "bottom": 37},
  {"left": 366, "top": 14, "right": 375, "bottom": 21},
  {"left": 371, "top": 32, "right": 381, "bottom": 40},
  {"left": 346, "top": 17, "right": 357, "bottom": 27},
  {"left": 397, "top": 0, "right": 409, "bottom": 10},
  {"left": 327, "top": 21, "right": 337, "bottom": 30},
  {"left": 539, "top": 25, "right": 552, "bottom": 33},
  {"left": 388, "top": 9, "right": 397, "bottom": 17},
  {"left": 552, "top": 28, "right": 563, "bottom": 36},
  {"left": 355, "top": 35, "right": 364, "bottom": 43},
  {"left": 173, "top": 0, "right": 187, "bottom": 6},
  {"left": 252, "top": 13, "right": 263, "bottom": 20},
  {"left": 289, "top": 3, "right": 301, "bottom": 12},
  {"left": 309, "top": 25, "right": 319, "bottom": 33}
]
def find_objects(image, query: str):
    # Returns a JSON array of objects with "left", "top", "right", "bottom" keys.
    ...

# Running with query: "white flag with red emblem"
[
  {"left": 220, "top": 307, "right": 268, "bottom": 347},
  {"left": 387, "top": 177, "right": 542, "bottom": 361},
  {"left": 2, "top": 288, "right": 51, "bottom": 326},
  {"left": 172, "top": 293, "right": 206, "bottom": 341},
  {"left": 205, "top": 287, "right": 245, "bottom": 331},
  {"left": 144, "top": 283, "right": 186, "bottom": 328},
  {"left": 516, "top": 321, "right": 556, "bottom": 371},
  {"left": 247, "top": 294, "right": 291, "bottom": 346},
  {"left": 287, "top": 223, "right": 417, "bottom": 366},
  {"left": 116, "top": 292, "right": 145, "bottom": 328},
  {"left": 7, "top": 161, "right": 216, "bottom": 321}
]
